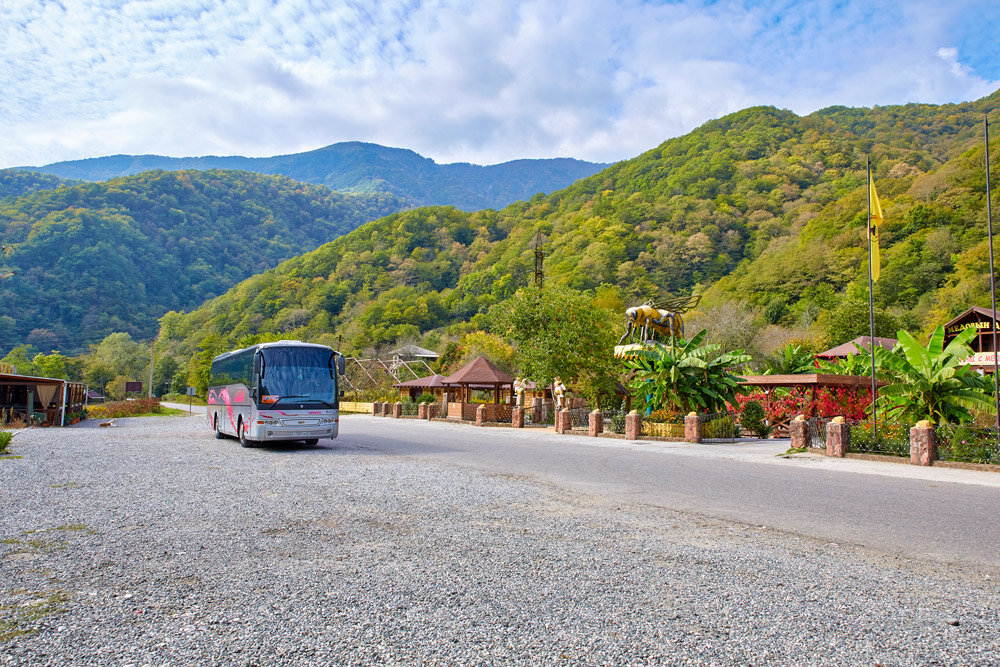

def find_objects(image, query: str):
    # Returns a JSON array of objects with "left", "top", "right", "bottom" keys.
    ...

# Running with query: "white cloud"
[{"left": 1, "top": 0, "right": 998, "bottom": 168}]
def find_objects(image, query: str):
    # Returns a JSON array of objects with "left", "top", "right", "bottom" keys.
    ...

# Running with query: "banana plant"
[
  {"left": 623, "top": 329, "right": 750, "bottom": 414},
  {"left": 877, "top": 326, "right": 995, "bottom": 425}
]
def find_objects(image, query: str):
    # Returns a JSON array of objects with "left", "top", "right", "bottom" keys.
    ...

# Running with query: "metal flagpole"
[
  {"left": 867, "top": 156, "right": 878, "bottom": 437},
  {"left": 985, "top": 115, "right": 1000, "bottom": 441}
]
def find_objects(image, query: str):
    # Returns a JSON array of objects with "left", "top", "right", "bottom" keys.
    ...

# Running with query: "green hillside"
[
  {"left": 0, "top": 170, "right": 405, "bottom": 353},
  {"left": 0, "top": 170, "right": 76, "bottom": 199},
  {"left": 157, "top": 90, "right": 1000, "bottom": 366}
]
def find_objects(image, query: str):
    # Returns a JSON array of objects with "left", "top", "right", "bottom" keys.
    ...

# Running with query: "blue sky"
[{"left": 1, "top": 0, "right": 997, "bottom": 168}]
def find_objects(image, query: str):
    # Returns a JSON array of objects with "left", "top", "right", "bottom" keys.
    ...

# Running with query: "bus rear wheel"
[{"left": 214, "top": 415, "right": 225, "bottom": 439}]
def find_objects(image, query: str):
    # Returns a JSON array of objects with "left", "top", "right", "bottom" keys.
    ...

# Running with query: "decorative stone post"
[
  {"left": 789, "top": 414, "right": 809, "bottom": 449},
  {"left": 417, "top": 403, "right": 427, "bottom": 420},
  {"left": 826, "top": 416, "right": 850, "bottom": 457},
  {"left": 392, "top": 402, "right": 402, "bottom": 419},
  {"left": 684, "top": 412, "right": 702, "bottom": 443},
  {"left": 588, "top": 410, "right": 602, "bottom": 437},
  {"left": 476, "top": 404, "right": 487, "bottom": 427},
  {"left": 910, "top": 420, "right": 937, "bottom": 466},
  {"left": 625, "top": 410, "right": 641, "bottom": 440},
  {"left": 554, "top": 409, "right": 564, "bottom": 434},
  {"left": 372, "top": 401, "right": 382, "bottom": 416},
  {"left": 512, "top": 406, "right": 524, "bottom": 428}
]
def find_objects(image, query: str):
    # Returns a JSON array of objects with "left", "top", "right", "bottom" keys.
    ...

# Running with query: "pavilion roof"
[
  {"left": 815, "top": 336, "right": 897, "bottom": 359},
  {"left": 443, "top": 356, "right": 514, "bottom": 385},
  {"left": 392, "top": 373, "right": 449, "bottom": 389}
]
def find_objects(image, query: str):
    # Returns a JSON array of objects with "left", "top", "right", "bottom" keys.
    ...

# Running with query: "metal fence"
[
  {"left": 936, "top": 424, "right": 1000, "bottom": 465},
  {"left": 808, "top": 417, "right": 832, "bottom": 448},
  {"left": 848, "top": 418, "right": 910, "bottom": 457},
  {"left": 565, "top": 407, "right": 590, "bottom": 430},
  {"left": 524, "top": 401, "right": 556, "bottom": 427},
  {"left": 601, "top": 409, "right": 627, "bottom": 434},
  {"left": 702, "top": 411, "right": 739, "bottom": 443}
]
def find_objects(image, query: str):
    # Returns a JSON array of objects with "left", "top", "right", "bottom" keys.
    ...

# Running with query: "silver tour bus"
[{"left": 207, "top": 340, "right": 346, "bottom": 447}]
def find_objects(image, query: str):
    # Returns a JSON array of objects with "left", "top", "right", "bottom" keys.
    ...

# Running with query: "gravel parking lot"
[{"left": 2, "top": 414, "right": 1000, "bottom": 665}]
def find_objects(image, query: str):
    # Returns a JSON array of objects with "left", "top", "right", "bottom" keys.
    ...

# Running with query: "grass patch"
[
  {"left": 0, "top": 590, "right": 70, "bottom": 642},
  {"left": 0, "top": 431, "right": 11, "bottom": 454}
]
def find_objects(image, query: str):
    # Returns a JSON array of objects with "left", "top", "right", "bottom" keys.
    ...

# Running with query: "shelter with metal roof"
[{"left": 0, "top": 372, "right": 87, "bottom": 426}]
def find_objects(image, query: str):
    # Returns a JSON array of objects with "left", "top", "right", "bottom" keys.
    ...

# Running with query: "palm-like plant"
[
  {"left": 877, "top": 326, "right": 995, "bottom": 425},
  {"left": 764, "top": 343, "right": 815, "bottom": 374},
  {"left": 816, "top": 346, "right": 893, "bottom": 380},
  {"left": 623, "top": 329, "right": 750, "bottom": 414}
]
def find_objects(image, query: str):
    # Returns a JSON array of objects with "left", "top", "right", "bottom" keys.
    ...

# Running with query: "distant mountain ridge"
[{"left": 20, "top": 142, "right": 610, "bottom": 211}]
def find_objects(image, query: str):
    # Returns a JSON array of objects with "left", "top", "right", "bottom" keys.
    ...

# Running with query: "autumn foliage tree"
[{"left": 488, "top": 284, "right": 621, "bottom": 407}]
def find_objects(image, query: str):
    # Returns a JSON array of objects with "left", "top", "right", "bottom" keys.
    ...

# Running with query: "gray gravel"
[{"left": 2, "top": 415, "right": 999, "bottom": 665}]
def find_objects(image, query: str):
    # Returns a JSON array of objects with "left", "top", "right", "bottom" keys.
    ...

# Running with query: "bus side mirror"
[{"left": 337, "top": 354, "right": 345, "bottom": 376}]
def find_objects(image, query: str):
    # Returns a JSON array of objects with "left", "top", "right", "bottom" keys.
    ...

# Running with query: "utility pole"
[
  {"left": 533, "top": 231, "right": 546, "bottom": 289},
  {"left": 148, "top": 336, "right": 157, "bottom": 399}
]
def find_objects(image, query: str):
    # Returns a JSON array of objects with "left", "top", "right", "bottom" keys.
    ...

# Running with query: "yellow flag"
[{"left": 869, "top": 173, "right": 883, "bottom": 282}]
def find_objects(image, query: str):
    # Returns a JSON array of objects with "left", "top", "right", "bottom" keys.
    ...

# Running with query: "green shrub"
[
  {"left": 741, "top": 400, "right": 772, "bottom": 438},
  {"left": 87, "top": 398, "right": 164, "bottom": 419},
  {"left": 646, "top": 406, "right": 684, "bottom": 424},
  {"left": 0, "top": 430, "right": 12, "bottom": 453},
  {"left": 416, "top": 392, "right": 437, "bottom": 404}
]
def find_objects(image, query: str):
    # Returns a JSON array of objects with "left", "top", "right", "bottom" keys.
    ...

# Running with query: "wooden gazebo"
[
  {"left": 443, "top": 356, "right": 514, "bottom": 403},
  {"left": 739, "top": 373, "right": 884, "bottom": 431}
]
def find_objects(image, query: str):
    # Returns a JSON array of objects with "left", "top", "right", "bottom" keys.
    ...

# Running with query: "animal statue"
[{"left": 618, "top": 295, "right": 701, "bottom": 345}]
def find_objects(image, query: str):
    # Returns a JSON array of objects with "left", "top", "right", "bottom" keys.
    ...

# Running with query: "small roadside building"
[
  {"left": 941, "top": 306, "right": 1000, "bottom": 372},
  {"left": 0, "top": 372, "right": 88, "bottom": 426}
]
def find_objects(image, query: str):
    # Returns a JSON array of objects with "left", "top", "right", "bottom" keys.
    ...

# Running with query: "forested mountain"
[
  {"left": 0, "top": 170, "right": 405, "bottom": 353},
  {"left": 156, "top": 89, "right": 1000, "bottom": 371},
  {"left": 0, "top": 170, "right": 77, "bottom": 200},
  {"left": 21, "top": 142, "right": 609, "bottom": 211}
]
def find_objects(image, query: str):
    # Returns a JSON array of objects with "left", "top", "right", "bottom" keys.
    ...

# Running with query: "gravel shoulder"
[{"left": 2, "top": 415, "right": 999, "bottom": 665}]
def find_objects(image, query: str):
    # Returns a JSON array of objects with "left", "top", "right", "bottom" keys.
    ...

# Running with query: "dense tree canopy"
[{"left": 0, "top": 169, "right": 406, "bottom": 353}]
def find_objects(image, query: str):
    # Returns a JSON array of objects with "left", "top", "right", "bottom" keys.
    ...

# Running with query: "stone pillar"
[
  {"left": 684, "top": 412, "right": 702, "bottom": 443},
  {"left": 417, "top": 403, "right": 427, "bottom": 420},
  {"left": 532, "top": 396, "right": 543, "bottom": 425},
  {"left": 625, "top": 410, "right": 641, "bottom": 440},
  {"left": 789, "top": 414, "right": 809, "bottom": 449},
  {"left": 372, "top": 401, "right": 381, "bottom": 416},
  {"left": 512, "top": 406, "right": 524, "bottom": 428},
  {"left": 554, "top": 409, "right": 564, "bottom": 433},
  {"left": 476, "top": 404, "right": 487, "bottom": 427},
  {"left": 910, "top": 420, "right": 937, "bottom": 466},
  {"left": 588, "top": 410, "right": 602, "bottom": 437},
  {"left": 826, "top": 416, "right": 850, "bottom": 457},
  {"left": 392, "top": 402, "right": 402, "bottom": 419}
]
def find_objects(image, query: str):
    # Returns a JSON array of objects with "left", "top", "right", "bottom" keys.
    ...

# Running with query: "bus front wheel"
[
  {"left": 303, "top": 439, "right": 319, "bottom": 447},
  {"left": 239, "top": 419, "right": 254, "bottom": 448},
  {"left": 214, "top": 415, "right": 225, "bottom": 439}
]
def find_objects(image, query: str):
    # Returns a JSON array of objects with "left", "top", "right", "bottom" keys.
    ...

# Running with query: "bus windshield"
[{"left": 259, "top": 347, "right": 336, "bottom": 407}]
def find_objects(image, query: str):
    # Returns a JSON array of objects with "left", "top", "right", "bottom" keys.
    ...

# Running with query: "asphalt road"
[{"left": 337, "top": 414, "right": 1000, "bottom": 571}]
